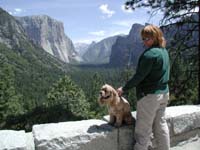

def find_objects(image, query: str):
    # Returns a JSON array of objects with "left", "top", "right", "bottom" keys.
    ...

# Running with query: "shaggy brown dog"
[{"left": 98, "top": 84, "right": 135, "bottom": 127}]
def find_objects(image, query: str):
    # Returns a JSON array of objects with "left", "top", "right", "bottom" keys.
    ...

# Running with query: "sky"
[{"left": 0, "top": 0, "right": 164, "bottom": 44}]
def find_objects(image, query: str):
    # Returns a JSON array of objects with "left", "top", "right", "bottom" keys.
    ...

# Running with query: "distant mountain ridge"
[
  {"left": 75, "top": 24, "right": 144, "bottom": 66},
  {"left": 16, "top": 15, "right": 76, "bottom": 63},
  {"left": 13, "top": 14, "right": 145, "bottom": 66},
  {"left": 2, "top": 7, "right": 197, "bottom": 69},
  {"left": 82, "top": 35, "right": 121, "bottom": 64}
]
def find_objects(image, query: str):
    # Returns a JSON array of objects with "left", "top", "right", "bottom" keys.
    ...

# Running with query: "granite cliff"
[{"left": 16, "top": 15, "right": 77, "bottom": 63}]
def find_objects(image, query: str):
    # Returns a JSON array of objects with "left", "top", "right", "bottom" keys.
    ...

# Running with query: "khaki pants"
[{"left": 134, "top": 93, "right": 170, "bottom": 150}]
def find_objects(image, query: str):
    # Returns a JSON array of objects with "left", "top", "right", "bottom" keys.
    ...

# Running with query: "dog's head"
[{"left": 98, "top": 84, "right": 118, "bottom": 106}]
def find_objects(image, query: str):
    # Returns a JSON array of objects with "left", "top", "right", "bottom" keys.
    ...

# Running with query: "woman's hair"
[{"left": 141, "top": 25, "right": 166, "bottom": 48}]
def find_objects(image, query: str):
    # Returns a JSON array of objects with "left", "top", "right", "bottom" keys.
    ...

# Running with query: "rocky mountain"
[
  {"left": 109, "top": 23, "right": 145, "bottom": 67},
  {"left": 82, "top": 35, "right": 120, "bottom": 64},
  {"left": 16, "top": 15, "right": 76, "bottom": 63}
]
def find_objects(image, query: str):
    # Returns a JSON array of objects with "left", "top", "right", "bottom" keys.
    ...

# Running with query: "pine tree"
[
  {"left": 46, "top": 75, "right": 90, "bottom": 119},
  {"left": 119, "top": 67, "right": 137, "bottom": 110},
  {"left": 89, "top": 72, "right": 106, "bottom": 117}
]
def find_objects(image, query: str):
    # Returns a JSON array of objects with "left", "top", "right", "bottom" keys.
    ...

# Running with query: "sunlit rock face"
[{"left": 16, "top": 15, "right": 76, "bottom": 63}]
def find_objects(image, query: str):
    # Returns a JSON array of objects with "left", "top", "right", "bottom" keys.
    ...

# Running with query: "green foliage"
[
  {"left": 0, "top": 53, "right": 24, "bottom": 127},
  {"left": 46, "top": 75, "right": 90, "bottom": 119},
  {"left": 0, "top": 37, "right": 69, "bottom": 130},
  {"left": 119, "top": 67, "right": 137, "bottom": 110},
  {"left": 169, "top": 50, "right": 198, "bottom": 105},
  {"left": 125, "top": 0, "right": 198, "bottom": 25},
  {"left": 0, "top": 42, "right": 67, "bottom": 111},
  {"left": 87, "top": 72, "right": 107, "bottom": 118}
]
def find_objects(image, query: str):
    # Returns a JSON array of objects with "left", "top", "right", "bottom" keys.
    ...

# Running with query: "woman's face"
[{"left": 142, "top": 37, "right": 154, "bottom": 48}]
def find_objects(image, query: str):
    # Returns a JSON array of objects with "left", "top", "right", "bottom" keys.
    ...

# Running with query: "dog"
[{"left": 98, "top": 84, "right": 135, "bottom": 127}]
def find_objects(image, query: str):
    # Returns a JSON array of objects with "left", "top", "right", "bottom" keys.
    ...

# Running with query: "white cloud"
[
  {"left": 194, "top": 6, "right": 199, "bottom": 12},
  {"left": 89, "top": 30, "right": 105, "bottom": 36},
  {"left": 108, "top": 30, "right": 129, "bottom": 37},
  {"left": 15, "top": 8, "right": 22, "bottom": 13},
  {"left": 8, "top": 11, "right": 13, "bottom": 15},
  {"left": 121, "top": 4, "right": 133, "bottom": 13},
  {"left": 99, "top": 4, "right": 115, "bottom": 18},
  {"left": 9, "top": 8, "right": 24, "bottom": 15}
]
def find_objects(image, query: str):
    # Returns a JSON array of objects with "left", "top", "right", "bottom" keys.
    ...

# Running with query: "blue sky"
[{"left": 0, "top": 0, "right": 164, "bottom": 44}]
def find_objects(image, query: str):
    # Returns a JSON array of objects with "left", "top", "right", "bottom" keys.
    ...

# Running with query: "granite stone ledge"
[
  {"left": 0, "top": 105, "right": 200, "bottom": 150},
  {"left": 166, "top": 105, "right": 200, "bottom": 136},
  {"left": 32, "top": 119, "right": 119, "bottom": 150},
  {"left": 0, "top": 130, "right": 34, "bottom": 150}
]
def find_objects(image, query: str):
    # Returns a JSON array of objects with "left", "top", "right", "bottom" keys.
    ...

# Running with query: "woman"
[{"left": 117, "top": 25, "right": 170, "bottom": 150}]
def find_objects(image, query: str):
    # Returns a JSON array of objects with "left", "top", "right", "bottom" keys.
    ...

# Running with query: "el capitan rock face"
[{"left": 16, "top": 15, "right": 76, "bottom": 63}]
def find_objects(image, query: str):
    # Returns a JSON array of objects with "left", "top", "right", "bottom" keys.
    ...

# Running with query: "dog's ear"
[
  {"left": 110, "top": 89, "right": 120, "bottom": 106},
  {"left": 112, "top": 88, "right": 118, "bottom": 97},
  {"left": 98, "top": 97, "right": 104, "bottom": 106}
]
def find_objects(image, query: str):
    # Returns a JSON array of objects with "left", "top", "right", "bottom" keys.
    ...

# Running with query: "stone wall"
[{"left": 0, "top": 105, "right": 200, "bottom": 150}]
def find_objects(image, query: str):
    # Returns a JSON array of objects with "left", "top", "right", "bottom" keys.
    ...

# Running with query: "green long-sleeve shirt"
[{"left": 122, "top": 47, "right": 170, "bottom": 99}]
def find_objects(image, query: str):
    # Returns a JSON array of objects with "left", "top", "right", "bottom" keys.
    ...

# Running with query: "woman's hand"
[{"left": 117, "top": 87, "right": 123, "bottom": 96}]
